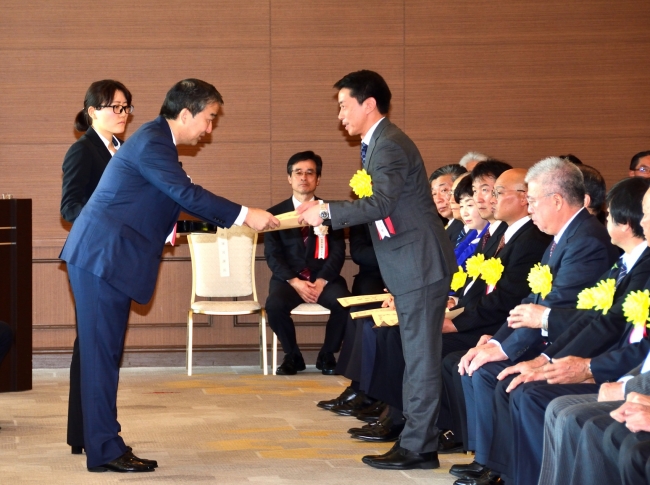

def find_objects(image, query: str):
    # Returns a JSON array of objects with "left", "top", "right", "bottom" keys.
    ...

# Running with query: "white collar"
[
  {"left": 361, "top": 117, "right": 386, "bottom": 146},
  {"left": 503, "top": 216, "right": 530, "bottom": 244},
  {"left": 622, "top": 241, "right": 648, "bottom": 272},
  {"left": 554, "top": 208, "right": 585, "bottom": 244},
  {"left": 94, "top": 130, "right": 120, "bottom": 154},
  {"left": 292, "top": 195, "right": 315, "bottom": 210}
]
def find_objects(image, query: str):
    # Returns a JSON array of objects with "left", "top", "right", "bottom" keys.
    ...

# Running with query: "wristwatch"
[{"left": 319, "top": 203, "right": 330, "bottom": 220}]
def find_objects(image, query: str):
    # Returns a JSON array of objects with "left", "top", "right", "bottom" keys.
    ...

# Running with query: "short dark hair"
[
  {"left": 75, "top": 79, "right": 132, "bottom": 132},
  {"left": 454, "top": 173, "right": 474, "bottom": 203},
  {"left": 333, "top": 70, "right": 392, "bottom": 114},
  {"left": 471, "top": 159, "right": 513, "bottom": 182},
  {"left": 429, "top": 164, "right": 467, "bottom": 184},
  {"left": 630, "top": 151, "right": 650, "bottom": 171},
  {"left": 579, "top": 165, "right": 607, "bottom": 223},
  {"left": 159, "top": 79, "right": 224, "bottom": 119},
  {"left": 287, "top": 151, "right": 323, "bottom": 177},
  {"left": 606, "top": 177, "right": 650, "bottom": 239}
]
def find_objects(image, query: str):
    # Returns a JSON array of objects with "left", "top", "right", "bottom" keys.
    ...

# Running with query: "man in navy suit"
[
  {"left": 453, "top": 157, "right": 618, "bottom": 485},
  {"left": 264, "top": 151, "right": 351, "bottom": 375},
  {"left": 59, "top": 79, "right": 279, "bottom": 473}
]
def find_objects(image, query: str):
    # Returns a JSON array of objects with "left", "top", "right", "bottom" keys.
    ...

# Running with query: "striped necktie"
[{"left": 361, "top": 142, "right": 368, "bottom": 168}]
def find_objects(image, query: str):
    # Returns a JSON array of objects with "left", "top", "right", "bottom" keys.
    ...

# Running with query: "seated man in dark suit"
[
  {"left": 475, "top": 177, "right": 650, "bottom": 485},
  {"left": 264, "top": 151, "right": 351, "bottom": 375},
  {"left": 429, "top": 164, "right": 467, "bottom": 242},
  {"left": 454, "top": 157, "right": 619, "bottom": 485}
]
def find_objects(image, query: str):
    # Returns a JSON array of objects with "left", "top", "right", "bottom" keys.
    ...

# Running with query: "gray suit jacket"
[
  {"left": 623, "top": 363, "right": 650, "bottom": 396},
  {"left": 329, "top": 119, "right": 456, "bottom": 296}
]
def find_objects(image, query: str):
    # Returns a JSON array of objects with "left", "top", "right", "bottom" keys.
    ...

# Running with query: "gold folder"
[
  {"left": 337, "top": 294, "right": 391, "bottom": 307},
  {"left": 446, "top": 307, "right": 465, "bottom": 320},
  {"left": 261, "top": 211, "right": 309, "bottom": 232},
  {"left": 350, "top": 307, "right": 396, "bottom": 319},
  {"left": 372, "top": 310, "right": 399, "bottom": 327}
]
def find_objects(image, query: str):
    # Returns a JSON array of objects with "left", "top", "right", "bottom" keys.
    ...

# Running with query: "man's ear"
[
  {"left": 583, "top": 193, "right": 592, "bottom": 211},
  {"left": 363, "top": 97, "right": 377, "bottom": 114},
  {"left": 179, "top": 108, "right": 191, "bottom": 124}
]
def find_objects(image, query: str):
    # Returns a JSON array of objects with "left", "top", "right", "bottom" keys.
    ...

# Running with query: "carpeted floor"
[{"left": 0, "top": 366, "right": 471, "bottom": 484}]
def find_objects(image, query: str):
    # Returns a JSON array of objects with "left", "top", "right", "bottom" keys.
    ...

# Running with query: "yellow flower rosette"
[
  {"left": 576, "top": 279, "right": 616, "bottom": 315},
  {"left": 465, "top": 253, "right": 485, "bottom": 280},
  {"left": 350, "top": 169, "right": 373, "bottom": 198},
  {"left": 481, "top": 257, "right": 504, "bottom": 287},
  {"left": 528, "top": 263, "right": 553, "bottom": 299},
  {"left": 450, "top": 266, "right": 468, "bottom": 292},
  {"left": 622, "top": 289, "right": 650, "bottom": 328}
]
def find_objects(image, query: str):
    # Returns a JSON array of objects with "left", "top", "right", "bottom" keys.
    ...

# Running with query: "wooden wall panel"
[{"left": 0, "top": 1, "right": 648, "bottom": 365}]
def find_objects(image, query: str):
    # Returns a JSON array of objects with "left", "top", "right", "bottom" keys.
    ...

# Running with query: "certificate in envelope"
[{"left": 262, "top": 211, "right": 309, "bottom": 232}]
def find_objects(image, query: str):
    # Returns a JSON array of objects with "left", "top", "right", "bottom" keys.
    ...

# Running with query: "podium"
[{"left": 0, "top": 199, "right": 32, "bottom": 392}]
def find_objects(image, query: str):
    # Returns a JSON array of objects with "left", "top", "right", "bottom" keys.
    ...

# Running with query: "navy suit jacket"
[
  {"left": 453, "top": 220, "right": 552, "bottom": 337},
  {"left": 59, "top": 116, "right": 242, "bottom": 304},
  {"left": 493, "top": 209, "right": 619, "bottom": 361},
  {"left": 264, "top": 197, "right": 346, "bottom": 283},
  {"left": 446, "top": 218, "right": 465, "bottom": 246},
  {"left": 546, "top": 248, "right": 650, "bottom": 359}
]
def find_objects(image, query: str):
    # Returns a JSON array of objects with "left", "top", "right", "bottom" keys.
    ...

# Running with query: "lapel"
[
  {"left": 85, "top": 127, "right": 113, "bottom": 163},
  {"left": 547, "top": 209, "right": 591, "bottom": 266},
  {"left": 482, "top": 222, "right": 508, "bottom": 257},
  {"left": 365, "top": 118, "right": 391, "bottom": 171}
]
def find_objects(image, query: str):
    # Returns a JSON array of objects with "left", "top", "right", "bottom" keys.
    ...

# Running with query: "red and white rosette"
[{"left": 313, "top": 225, "right": 329, "bottom": 259}]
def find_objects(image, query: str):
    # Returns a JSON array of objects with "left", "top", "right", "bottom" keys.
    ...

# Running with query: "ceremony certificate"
[
  {"left": 261, "top": 211, "right": 308, "bottom": 232},
  {"left": 337, "top": 294, "right": 391, "bottom": 307},
  {"left": 350, "top": 307, "right": 396, "bottom": 319}
]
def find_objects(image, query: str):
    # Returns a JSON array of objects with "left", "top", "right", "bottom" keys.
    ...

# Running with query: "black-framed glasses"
[
  {"left": 492, "top": 188, "right": 526, "bottom": 200},
  {"left": 291, "top": 169, "right": 317, "bottom": 177},
  {"left": 97, "top": 105, "right": 134, "bottom": 114}
]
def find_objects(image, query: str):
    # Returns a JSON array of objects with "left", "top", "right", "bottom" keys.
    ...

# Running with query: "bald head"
[{"left": 493, "top": 169, "right": 529, "bottom": 224}]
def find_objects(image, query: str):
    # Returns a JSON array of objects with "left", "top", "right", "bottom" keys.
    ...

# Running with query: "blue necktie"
[
  {"left": 615, "top": 258, "right": 628, "bottom": 287},
  {"left": 361, "top": 142, "right": 368, "bottom": 168}
]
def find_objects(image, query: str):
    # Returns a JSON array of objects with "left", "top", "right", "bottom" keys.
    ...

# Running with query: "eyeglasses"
[
  {"left": 492, "top": 189, "right": 526, "bottom": 200},
  {"left": 97, "top": 105, "right": 134, "bottom": 115},
  {"left": 291, "top": 169, "right": 317, "bottom": 177},
  {"left": 526, "top": 193, "right": 555, "bottom": 207},
  {"left": 635, "top": 166, "right": 650, "bottom": 174}
]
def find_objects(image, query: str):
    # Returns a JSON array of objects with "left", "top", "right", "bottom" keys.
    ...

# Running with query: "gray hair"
[
  {"left": 525, "top": 156, "right": 585, "bottom": 207},
  {"left": 459, "top": 151, "right": 488, "bottom": 167}
]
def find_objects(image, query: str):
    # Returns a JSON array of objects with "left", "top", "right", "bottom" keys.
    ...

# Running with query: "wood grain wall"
[{"left": 1, "top": 1, "right": 649, "bottom": 366}]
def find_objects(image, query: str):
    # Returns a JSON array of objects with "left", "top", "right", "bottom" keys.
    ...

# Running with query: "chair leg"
[
  {"left": 260, "top": 310, "right": 268, "bottom": 375},
  {"left": 187, "top": 311, "right": 193, "bottom": 376},
  {"left": 272, "top": 332, "right": 278, "bottom": 376}
]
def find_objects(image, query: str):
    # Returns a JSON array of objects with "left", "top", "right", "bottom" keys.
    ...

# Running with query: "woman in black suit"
[{"left": 61, "top": 80, "right": 133, "bottom": 455}]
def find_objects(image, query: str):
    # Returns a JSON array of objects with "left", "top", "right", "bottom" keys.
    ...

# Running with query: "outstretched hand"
[
  {"left": 297, "top": 200, "right": 323, "bottom": 226},
  {"left": 244, "top": 208, "right": 280, "bottom": 231}
]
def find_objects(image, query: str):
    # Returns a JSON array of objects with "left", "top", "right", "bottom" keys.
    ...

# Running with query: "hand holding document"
[
  {"left": 259, "top": 211, "right": 309, "bottom": 232},
  {"left": 446, "top": 307, "right": 464, "bottom": 320}
]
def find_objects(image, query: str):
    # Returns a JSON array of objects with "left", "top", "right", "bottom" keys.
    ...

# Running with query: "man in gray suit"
[
  {"left": 298, "top": 70, "right": 456, "bottom": 470},
  {"left": 539, "top": 349, "right": 650, "bottom": 485}
]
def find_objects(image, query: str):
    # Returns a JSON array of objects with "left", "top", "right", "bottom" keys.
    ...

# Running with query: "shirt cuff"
[
  {"left": 541, "top": 307, "right": 551, "bottom": 337},
  {"left": 618, "top": 375, "right": 634, "bottom": 394},
  {"left": 487, "top": 339, "right": 508, "bottom": 360},
  {"left": 233, "top": 206, "right": 248, "bottom": 226}
]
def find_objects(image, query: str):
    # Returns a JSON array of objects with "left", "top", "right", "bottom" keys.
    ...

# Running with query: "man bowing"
[{"left": 298, "top": 70, "right": 456, "bottom": 470}]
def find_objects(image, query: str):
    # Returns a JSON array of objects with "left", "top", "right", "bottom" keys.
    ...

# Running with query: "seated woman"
[{"left": 453, "top": 175, "right": 489, "bottom": 268}]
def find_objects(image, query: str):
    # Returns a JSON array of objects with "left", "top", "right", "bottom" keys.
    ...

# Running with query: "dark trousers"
[
  {"left": 367, "top": 325, "right": 404, "bottom": 408},
  {"left": 0, "top": 320, "right": 13, "bottom": 364},
  {"left": 437, "top": 333, "right": 483, "bottom": 444},
  {"left": 67, "top": 264, "right": 131, "bottom": 468},
  {"left": 503, "top": 382, "right": 598, "bottom": 485},
  {"left": 394, "top": 279, "right": 450, "bottom": 453},
  {"left": 265, "top": 275, "right": 350, "bottom": 357},
  {"left": 67, "top": 336, "right": 84, "bottom": 447}
]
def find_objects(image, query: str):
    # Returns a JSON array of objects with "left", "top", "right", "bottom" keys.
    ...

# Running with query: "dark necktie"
[
  {"left": 549, "top": 241, "right": 557, "bottom": 258},
  {"left": 615, "top": 258, "right": 628, "bottom": 287},
  {"left": 480, "top": 231, "right": 491, "bottom": 251},
  {"left": 494, "top": 235, "right": 506, "bottom": 256},
  {"left": 361, "top": 142, "right": 368, "bottom": 168},
  {"left": 455, "top": 228, "right": 467, "bottom": 247},
  {"left": 298, "top": 226, "right": 311, "bottom": 281}
]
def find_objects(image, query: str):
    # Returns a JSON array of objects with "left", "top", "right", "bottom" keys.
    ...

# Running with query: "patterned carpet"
[{"left": 0, "top": 366, "right": 471, "bottom": 484}]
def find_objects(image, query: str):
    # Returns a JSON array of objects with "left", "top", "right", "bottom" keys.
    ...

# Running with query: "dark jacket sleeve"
[
  {"left": 590, "top": 338, "right": 650, "bottom": 383},
  {"left": 349, "top": 224, "right": 379, "bottom": 269},
  {"left": 61, "top": 141, "right": 94, "bottom": 223}
]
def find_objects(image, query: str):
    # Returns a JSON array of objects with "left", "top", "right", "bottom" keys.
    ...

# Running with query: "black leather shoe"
[
  {"left": 355, "top": 401, "right": 386, "bottom": 422},
  {"left": 454, "top": 469, "right": 503, "bottom": 485},
  {"left": 351, "top": 416, "right": 404, "bottom": 442},
  {"left": 71, "top": 445, "right": 84, "bottom": 455},
  {"left": 276, "top": 354, "right": 306, "bottom": 376},
  {"left": 438, "top": 430, "right": 464, "bottom": 454},
  {"left": 87, "top": 452, "right": 155, "bottom": 473},
  {"left": 317, "top": 386, "right": 357, "bottom": 410},
  {"left": 450, "top": 461, "right": 488, "bottom": 479},
  {"left": 330, "top": 392, "right": 375, "bottom": 416},
  {"left": 347, "top": 419, "right": 379, "bottom": 435},
  {"left": 362, "top": 445, "right": 440, "bottom": 470},
  {"left": 315, "top": 352, "right": 337, "bottom": 375},
  {"left": 125, "top": 449, "right": 158, "bottom": 468}
]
